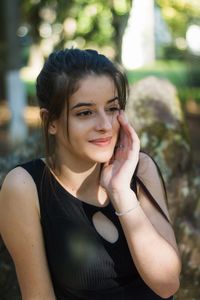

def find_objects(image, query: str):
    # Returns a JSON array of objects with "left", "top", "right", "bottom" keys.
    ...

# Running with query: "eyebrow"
[{"left": 71, "top": 96, "right": 119, "bottom": 110}]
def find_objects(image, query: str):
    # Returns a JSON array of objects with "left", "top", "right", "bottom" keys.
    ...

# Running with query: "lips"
[{"left": 89, "top": 137, "right": 112, "bottom": 146}]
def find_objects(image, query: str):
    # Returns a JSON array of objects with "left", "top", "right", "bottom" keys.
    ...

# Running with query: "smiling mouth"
[{"left": 89, "top": 137, "right": 112, "bottom": 146}]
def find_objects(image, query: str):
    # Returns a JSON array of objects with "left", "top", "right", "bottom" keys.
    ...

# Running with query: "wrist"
[
  {"left": 108, "top": 189, "right": 138, "bottom": 212},
  {"left": 115, "top": 202, "right": 140, "bottom": 217}
]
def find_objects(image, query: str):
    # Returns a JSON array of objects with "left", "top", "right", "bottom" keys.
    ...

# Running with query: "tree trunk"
[{"left": 4, "top": 0, "right": 27, "bottom": 146}]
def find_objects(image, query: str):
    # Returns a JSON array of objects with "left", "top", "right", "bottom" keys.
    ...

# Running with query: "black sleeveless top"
[{"left": 19, "top": 158, "right": 173, "bottom": 300}]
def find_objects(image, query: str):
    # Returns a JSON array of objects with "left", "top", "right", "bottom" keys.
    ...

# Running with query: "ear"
[{"left": 40, "top": 108, "right": 57, "bottom": 135}]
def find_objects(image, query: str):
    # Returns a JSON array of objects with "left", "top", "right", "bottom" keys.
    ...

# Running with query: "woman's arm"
[
  {"left": 100, "top": 111, "right": 181, "bottom": 298},
  {"left": 113, "top": 153, "right": 181, "bottom": 298},
  {"left": 0, "top": 167, "right": 56, "bottom": 300}
]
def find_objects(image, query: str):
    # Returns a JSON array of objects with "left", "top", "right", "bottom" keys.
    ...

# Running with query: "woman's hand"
[{"left": 100, "top": 110, "right": 140, "bottom": 198}]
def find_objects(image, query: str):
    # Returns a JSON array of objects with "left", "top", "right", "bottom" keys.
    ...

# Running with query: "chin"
[{"left": 90, "top": 152, "right": 114, "bottom": 164}]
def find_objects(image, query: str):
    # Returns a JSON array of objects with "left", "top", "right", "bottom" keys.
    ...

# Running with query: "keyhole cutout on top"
[{"left": 92, "top": 211, "right": 119, "bottom": 243}]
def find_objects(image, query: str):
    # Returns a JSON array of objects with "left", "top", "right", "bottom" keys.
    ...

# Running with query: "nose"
[{"left": 95, "top": 111, "right": 113, "bottom": 131}]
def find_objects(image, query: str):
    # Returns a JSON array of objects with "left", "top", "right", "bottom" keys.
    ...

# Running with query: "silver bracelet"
[{"left": 115, "top": 202, "right": 140, "bottom": 216}]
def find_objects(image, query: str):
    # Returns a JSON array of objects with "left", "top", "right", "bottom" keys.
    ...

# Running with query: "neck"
[{"left": 50, "top": 155, "right": 102, "bottom": 194}]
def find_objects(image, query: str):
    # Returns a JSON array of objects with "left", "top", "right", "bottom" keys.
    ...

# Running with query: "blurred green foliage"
[
  {"left": 1, "top": 0, "right": 200, "bottom": 105},
  {"left": 19, "top": 0, "right": 200, "bottom": 61},
  {"left": 20, "top": 0, "right": 132, "bottom": 60},
  {"left": 156, "top": 0, "right": 200, "bottom": 38}
]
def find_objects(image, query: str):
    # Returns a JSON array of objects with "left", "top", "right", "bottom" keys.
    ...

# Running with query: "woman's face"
[{"left": 52, "top": 75, "right": 121, "bottom": 166}]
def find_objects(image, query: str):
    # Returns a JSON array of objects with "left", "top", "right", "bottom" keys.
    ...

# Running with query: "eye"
[
  {"left": 76, "top": 110, "right": 94, "bottom": 117},
  {"left": 107, "top": 106, "right": 120, "bottom": 113}
]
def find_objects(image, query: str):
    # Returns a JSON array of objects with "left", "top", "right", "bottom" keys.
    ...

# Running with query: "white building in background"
[
  {"left": 121, "top": 0, "right": 172, "bottom": 70},
  {"left": 121, "top": 0, "right": 155, "bottom": 69}
]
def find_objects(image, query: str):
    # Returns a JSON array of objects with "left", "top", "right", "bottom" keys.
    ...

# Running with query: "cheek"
[
  {"left": 68, "top": 117, "right": 83, "bottom": 134},
  {"left": 68, "top": 119, "right": 91, "bottom": 144}
]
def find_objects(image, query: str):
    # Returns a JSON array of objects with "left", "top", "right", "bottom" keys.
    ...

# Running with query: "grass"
[
  {"left": 126, "top": 60, "right": 200, "bottom": 104},
  {"left": 127, "top": 60, "right": 188, "bottom": 87},
  {"left": 178, "top": 87, "right": 200, "bottom": 104}
]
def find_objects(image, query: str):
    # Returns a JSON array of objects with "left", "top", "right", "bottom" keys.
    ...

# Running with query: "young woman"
[{"left": 0, "top": 48, "right": 181, "bottom": 300}]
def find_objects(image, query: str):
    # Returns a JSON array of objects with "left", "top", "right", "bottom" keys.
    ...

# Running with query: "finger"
[
  {"left": 116, "top": 132, "right": 130, "bottom": 155},
  {"left": 117, "top": 111, "right": 132, "bottom": 143},
  {"left": 118, "top": 114, "right": 139, "bottom": 149},
  {"left": 117, "top": 110, "right": 129, "bottom": 127},
  {"left": 118, "top": 111, "right": 135, "bottom": 138}
]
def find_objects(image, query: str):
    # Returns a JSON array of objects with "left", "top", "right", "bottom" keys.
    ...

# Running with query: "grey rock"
[{"left": 128, "top": 76, "right": 200, "bottom": 300}]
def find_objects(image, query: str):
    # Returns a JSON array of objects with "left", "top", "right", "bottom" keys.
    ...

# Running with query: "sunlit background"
[
  {"left": 1, "top": 0, "right": 200, "bottom": 144},
  {"left": 0, "top": 1, "right": 200, "bottom": 299}
]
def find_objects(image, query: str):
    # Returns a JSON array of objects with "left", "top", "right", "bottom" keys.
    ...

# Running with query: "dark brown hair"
[{"left": 36, "top": 48, "right": 128, "bottom": 169}]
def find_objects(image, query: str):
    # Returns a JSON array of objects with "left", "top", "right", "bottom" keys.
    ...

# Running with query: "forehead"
[{"left": 69, "top": 75, "right": 117, "bottom": 105}]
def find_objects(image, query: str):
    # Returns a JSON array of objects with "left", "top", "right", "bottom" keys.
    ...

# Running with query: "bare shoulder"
[
  {"left": 0, "top": 166, "right": 40, "bottom": 220},
  {"left": 0, "top": 165, "right": 41, "bottom": 239},
  {"left": 1, "top": 166, "right": 36, "bottom": 194}
]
